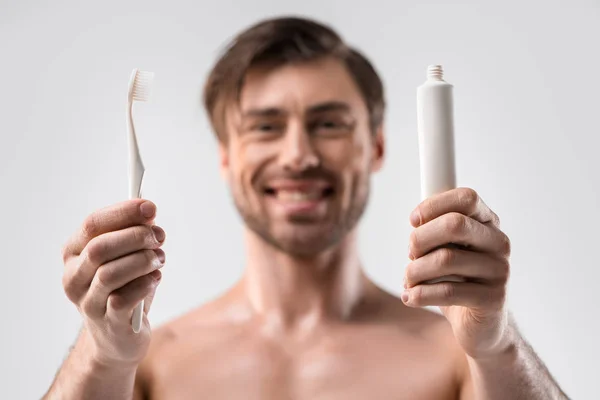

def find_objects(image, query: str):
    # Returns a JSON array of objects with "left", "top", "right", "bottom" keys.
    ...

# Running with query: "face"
[{"left": 220, "top": 57, "right": 384, "bottom": 257}]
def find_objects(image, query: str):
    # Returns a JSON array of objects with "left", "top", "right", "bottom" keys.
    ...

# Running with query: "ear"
[
  {"left": 370, "top": 124, "right": 385, "bottom": 172},
  {"left": 219, "top": 142, "right": 230, "bottom": 182}
]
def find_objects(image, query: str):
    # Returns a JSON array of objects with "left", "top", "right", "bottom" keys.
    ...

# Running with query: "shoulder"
[
  {"left": 366, "top": 285, "right": 453, "bottom": 336},
  {"left": 148, "top": 290, "right": 246, "bottom": 356},
  {"left": 135, "top": 290, "right": 247, "bottom": 395},
  {"left": 366, "top": 286, "right": 471, "bottom": 381}
]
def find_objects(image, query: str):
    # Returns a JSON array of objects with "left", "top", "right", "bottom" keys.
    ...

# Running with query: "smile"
[
  {"left": 261, "top": 180, "right": 335, "bottom": 215},
  {"left": 263, "top": 187, "right": 335, "bottom": 201}
]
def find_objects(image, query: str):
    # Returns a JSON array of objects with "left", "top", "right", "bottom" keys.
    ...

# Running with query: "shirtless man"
[{"left": 45, "top": 17, "right": 568, "bottom": 399}]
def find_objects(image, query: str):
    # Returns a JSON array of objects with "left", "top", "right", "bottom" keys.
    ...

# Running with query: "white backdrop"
[{"left": 1, "top": 0, "right": 598, "bottom": 398}]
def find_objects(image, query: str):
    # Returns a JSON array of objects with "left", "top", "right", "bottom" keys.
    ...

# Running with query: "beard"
[{"left": 230, "top": 170, "right": 371, "bottom": 258}]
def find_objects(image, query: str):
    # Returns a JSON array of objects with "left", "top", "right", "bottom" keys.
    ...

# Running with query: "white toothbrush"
[
  {"left": 416, "top": 65, "right": 465, "bottom": 285},
  {"left": 127, "top": 68, "right": 154, "bottom": 333}
]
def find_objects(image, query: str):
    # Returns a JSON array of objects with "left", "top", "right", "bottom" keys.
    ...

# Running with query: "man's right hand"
[{"left": 61, "top": 199, "right": 166, "bottom": 369}]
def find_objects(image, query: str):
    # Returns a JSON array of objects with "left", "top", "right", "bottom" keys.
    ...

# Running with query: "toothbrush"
[
  {"left": 416, "top": 65, "right": 465, "bottom": 285},
  {"left": 127, "top": 68, "right": 154, "bottom": 333}
]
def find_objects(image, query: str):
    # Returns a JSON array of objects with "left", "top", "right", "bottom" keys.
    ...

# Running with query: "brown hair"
[{"left": 203, "top": 16, "right": 385, "bottom": 142}]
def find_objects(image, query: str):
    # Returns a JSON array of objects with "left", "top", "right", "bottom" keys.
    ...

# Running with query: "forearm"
[
  {"left": 467, "top": 319, "right": 569, "bottom": 400},
  {"left": 43, "top": 330, "right": 137, "bottom": 400}
]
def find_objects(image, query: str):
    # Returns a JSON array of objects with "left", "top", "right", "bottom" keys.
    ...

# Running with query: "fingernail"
[
  {"left": 152, "top": 225, "right": 166, "bottom": 242},
  {"left": 140, "top": 201, "right": 156, "bottom": 218},
  {"left": 401, "top": 290, "right": 410, "bottom": 303},
  {"left": 410, "top": 209, "right": 421, "bottom": 226},
  {"left": 154, "top": 248, "right": 166, "bottom": 264},
  {"left": 150, "top": 269, "right": 162, "bottom": 282}
]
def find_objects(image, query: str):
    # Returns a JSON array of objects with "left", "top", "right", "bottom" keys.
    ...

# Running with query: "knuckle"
[
  {"left": 410, "top": 286, "right": 423, "bottom": 305},
  {"left": 409, "top": 231, "right": 420, "bottom": 254},
  {"left": 62, "top": 260, "right": 88, "bottom": 302},
  {"left": 84, "top": 239, "right": 105, "bottom": 266},
  {"left": 491, "top": 211, "right": 501, "bottom": 227},
  {"left": 146, "top": 226, "right": 158, "bottom": 245},
  {"left": 445, "top": 213, "right": 466, "bottom": 235},
  {"left": 499, "top": 233, "right": 512, "bottom": 257},
  {"left": 498, "top": 258, "right": 511, "bottom": 280},
  {"left": 143, "top": 249, "right": 158, "bottom": 268},
  {"left": 61, "top": 273, "right": 71, "bottom": 292},
  {"left": 130, "top": 226, "right": 144, "bottom": 245},
  {"left": 80, "top": 297, "right": 97, "bottom": 316},
  {"left": 132, "top": 226, "right": 155, "bottom": 247},
  {"left": 81, "top": 214, "right": 99, "bottom": 239},
  {"left": 95, "top": 264, "right": 115, "bottom": 289},
  {"left": 437, "top": 247, "right": 455, "bottom": 266},
  {"left": 107, "top": 292, "right": 127, "bottom": 311},
  {"left": 145, "top": 274, "right": 158, "bottom": 290},
  {"left": 404, "top": 265, "right": 416, "bottom": 285},
  {"left": 423, "top": 199, "right": 435, "bottom": 222},
  {"left": 442, "top": 282, "right": 455, "bottom": 299},
  {"left": 116, "top": 204, "right": 131, "bottom": 223},
  {"left": 458, "top": 187, "right": 479, "bottom": 211},
  {"left": 62, "top": 274, "right": 80, "bottom": 303},
  {"left": 60, "top": 242, "right": 71, "bottom": 263}
]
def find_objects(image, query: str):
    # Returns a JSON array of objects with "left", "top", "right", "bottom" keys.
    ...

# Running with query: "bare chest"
[{"left": 147, "top": 330, "right": 459, "bottom": 400}]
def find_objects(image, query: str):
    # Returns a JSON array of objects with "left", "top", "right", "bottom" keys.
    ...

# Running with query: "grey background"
[{"left": 1, "top": 0, "right": 598, "bottom": 398}]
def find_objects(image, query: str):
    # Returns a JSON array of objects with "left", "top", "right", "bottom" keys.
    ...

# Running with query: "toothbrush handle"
[
  {"left": 131, "top": 301, "right": 144, "bottom": 334},
  {"left": 127, "top": 105, "right": 146, "bottom": 334}
]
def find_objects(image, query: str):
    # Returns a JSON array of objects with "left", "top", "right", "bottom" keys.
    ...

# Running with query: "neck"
[{"left": 239, "top": 228, "right": 369, "bottom": 329}]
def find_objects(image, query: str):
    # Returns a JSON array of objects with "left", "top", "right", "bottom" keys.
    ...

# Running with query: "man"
[{"left": 45, "top": 17, "right": 568, "bottom": 399}]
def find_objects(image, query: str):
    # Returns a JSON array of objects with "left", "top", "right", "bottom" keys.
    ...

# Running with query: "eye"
[
  {"left": 318, "top": 121, "right": 342, "bottom": 129},
  {"left": 251, "top": 122, "right": 284, "bottom": 133},
  {"left": 256, "top": 124, "right": 274, "bottom": 131},
  {"left": 311, "top": 119, "right": 352, "bottom": 136}
]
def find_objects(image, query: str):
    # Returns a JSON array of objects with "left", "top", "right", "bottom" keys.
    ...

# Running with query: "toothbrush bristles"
[{"left": 132, "top": 70, "right": 154, "bottom": 101}]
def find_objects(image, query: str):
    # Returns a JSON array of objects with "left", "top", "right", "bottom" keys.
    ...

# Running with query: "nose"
[{"left": 278, "top": 122, "right": 320, "bottom": 172}]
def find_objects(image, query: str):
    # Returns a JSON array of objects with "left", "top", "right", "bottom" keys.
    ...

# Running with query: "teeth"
[{"left": 276, "top": 190, "right": 321, "bottom": 202}]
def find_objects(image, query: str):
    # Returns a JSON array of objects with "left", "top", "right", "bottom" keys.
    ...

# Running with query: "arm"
[
  {"left": 43, "top": 329, "right": 139, "bottom": 400},
  {"left": 44, "top": 199, "right": 165, "bottom": 400},
  {"left": 460, "top": 315, "right": 569, "bottom": 400},
  {"left": 404, "top": 188, "right": 568, "bottom": 400}
]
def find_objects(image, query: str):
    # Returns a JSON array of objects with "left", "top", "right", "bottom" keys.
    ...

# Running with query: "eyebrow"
[
  {"left": 241, "top": 101, "right": 352, "bottom": 118},
  {"left": 307, "top": 101, "right": 351, "bottom": 114}
]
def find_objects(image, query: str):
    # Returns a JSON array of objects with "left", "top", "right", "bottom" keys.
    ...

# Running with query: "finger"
[
  {"left": 402, "top": 281, "right": 505, "bottom": 310},
  {"left": 64, "top": 225, "right": 166, "bottom": 299},
  {"left": 405, "top": 247, "right": 510, "bottom": 288},
  {"left": 408, "top": 213, "right": 510, "bottom": 260},
  {"left": 62, "top": 199, "right": 157, "bottom": 259},
  {"left": 410, "top": 187, "right": 500, "bottom": 228},
  {"left": 83, "top": 249, "right": 165, "bottom": 316},
  {"left": 142, "top": 251, "right": 165, "bottom": 314},
  {"left": 143, "top": 281, "right": 160, "bottom": 314},
  {"left": 106, "top": 270, "right": 162, "bottom": 322}
]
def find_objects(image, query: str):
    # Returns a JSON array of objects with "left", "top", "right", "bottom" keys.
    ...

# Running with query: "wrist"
[
  {"left": 468, "top": 338, "right": 520, "bottom": 369},
  {"left": 467, "top": 320, "right": 523, "bottom": 370},
  {"left": 76, "top": 328, "right": 139, "bottom": 377},
  {"left": 83, "top": 352, "right": 138, "bottom": 379},
  {"left": 468, "top": 309, "right": 519, "bottom": 362}
]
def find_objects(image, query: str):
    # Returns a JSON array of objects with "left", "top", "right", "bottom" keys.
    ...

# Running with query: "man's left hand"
[{"left": 403, "top": 187, "right": 512, "bottom": 360}]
